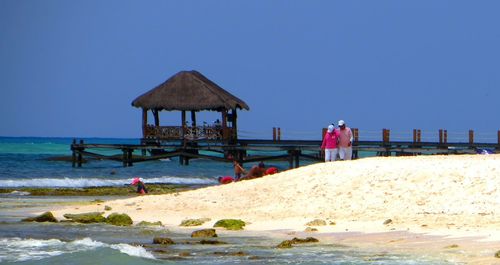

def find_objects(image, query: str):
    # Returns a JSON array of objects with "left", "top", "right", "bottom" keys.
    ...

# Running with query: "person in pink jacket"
[{"left": 321, "top": 124, "right": 339, "bottom": 162}]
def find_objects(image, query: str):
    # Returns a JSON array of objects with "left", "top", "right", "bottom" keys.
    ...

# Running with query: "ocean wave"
[
  {"left": 0, "top": 176, "right": 217, "bottom": 188},
  {"left": 0, "top": 237, "right": 155, "bottom": 262}
]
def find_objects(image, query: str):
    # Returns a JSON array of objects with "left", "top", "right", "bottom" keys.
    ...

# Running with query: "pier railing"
[{"left": 70, "top": 128, "right": 499, "bottom": 169}]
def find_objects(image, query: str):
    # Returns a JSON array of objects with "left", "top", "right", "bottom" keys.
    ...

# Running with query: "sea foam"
[
  {"left": 0, "top": 237, "right": 155, "bottom": 262},
  {"left": 0, "top": 176, "right": 217, "bottom": 188}
]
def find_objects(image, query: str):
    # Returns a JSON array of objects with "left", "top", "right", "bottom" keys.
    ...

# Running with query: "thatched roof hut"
[
  {"left": 131, "top": 70, "right": 249, "bottom": 144},
  {"left": 131, "top": 70, "right": 249, "bottom": 111}
]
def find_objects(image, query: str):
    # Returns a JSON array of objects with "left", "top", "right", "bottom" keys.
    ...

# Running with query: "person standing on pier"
[
  {"left": 337, "top": 120, "right": 353, "bottom": 160},
  {"left": 321, "top": 124, "right": 339, "bottom": 162}
]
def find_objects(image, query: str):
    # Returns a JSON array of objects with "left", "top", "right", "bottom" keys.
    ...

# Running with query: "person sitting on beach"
[
  {"left": 242, "top": 162, "right": 266, "bottom": 180},
  {"left": 218, "top": 175, "right": 234, "bottom": 184},
  {"left": 131, "top": 177, "right": 148, "bottom": 195},
  {"left": 233, "top": 160, "right": 246, "bottom": 181},
  {"left": 321, "top": 124, "right": 339, "bottom": 162}
]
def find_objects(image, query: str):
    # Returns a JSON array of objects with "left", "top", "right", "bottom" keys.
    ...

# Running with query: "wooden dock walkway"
[{"left": 70, "top": 128, "right": 500, "bottom": 169}]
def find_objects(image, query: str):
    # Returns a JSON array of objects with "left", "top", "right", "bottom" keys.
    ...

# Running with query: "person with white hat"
[
  {"left": 320, "top": 124, "right": 339, "bottom": 162},
  {"left": 337, "top": 120, "right": 353, "bottom": 160}
]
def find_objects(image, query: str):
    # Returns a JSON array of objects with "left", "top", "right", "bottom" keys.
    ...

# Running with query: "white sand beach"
[{"left": 51, "top": 154, "right": 500, "bottom": 264}]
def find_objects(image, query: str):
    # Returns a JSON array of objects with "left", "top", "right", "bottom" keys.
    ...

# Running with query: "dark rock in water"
[
  {"left": 106, "top": 213, "right": 133, "bottom": 226},
  {"left": 213, "top": 219, "right": 246, "bottom": 230},
  {"left": 199, "top": 239, "right": 227, "bottom": 245},
  {"left": 305, "top": 219, "right": 327, "bottom": 226},
  {"left": 291, "top": 237, "right": 319, "bottom": 244},
  {"left": 383, "top": 219, "right": 393, "bottom": 225},
  {"left": 276, "top": 240, "right": 294, "bottom": 248},
  {"left": 153, "top": 237, "right": 175, "bottom": 245},
  {"left": 277, "top": 237, "right": 319, "bottom": 248},
  {"left": 191, "top": 228, "right": 218, "bottom": 238},
  {"left": 305, "top": 227, "right": 318, "bottom": 232},
  {"left": 63, "top": 212, "right": 106, "bottom": 223},
  {"left": 22, "top": 212, "right": 58, "bottom": 223},
  {"left": 136, "top": 221, "right": 163, "bottom": 227},
  {"left": 213, "top": 251, "right": 247, "bottom": 256},
  {"left": 179, "top": 218, "right": 211, "bottom": 227}
]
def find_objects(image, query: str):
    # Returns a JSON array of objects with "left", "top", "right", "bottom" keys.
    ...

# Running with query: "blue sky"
[{"left": 1, "top": 1, "right": 499, "bottom": 141}]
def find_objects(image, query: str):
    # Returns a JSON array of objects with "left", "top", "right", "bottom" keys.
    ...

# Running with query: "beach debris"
[
  {"left": 91, "top": 199, "right": 104, "bottom": 204},
  {"left": 153, "top": 237, "right": 175, "bottom": 245},
  {"left": 104, "top": 205, "right": 112, "bottom": 211},
  {"left": 305, "top": 227, "right": 318, "bottom": 232},
  {"left": 276, "top": 237, "right": 319, "bottom": 248},
  {"left": 305, "top": 219, "right": 327, "bottom": 226},
  {"left": 213, "top": 219, "right": 246, "bottom": 230},
  {"left": 136, "top": 221, "right": 163, "bottom": 227},
  {"left": 495, "top": 250, "right": 500, "bottom": 258},
  {"left": 63, "top": 212, "right": 106, "bottom": 223},
  {"left": 21, "top": 211, "right": 58, "bottom": 223},
  {"left": 329, "top": 221, "right": 336, "bottom": 225},
  {"left": 191, "top": 228, "right": 218, "bottom": 238},
  {"left": 383, "top": 219, "right": 393, "bottom": 225},
  {"left": 106, "top": 213, "right": 133, "bottom": 226},
  {"left": 179, "top": 218, "right": 211, "bottom": 227}
]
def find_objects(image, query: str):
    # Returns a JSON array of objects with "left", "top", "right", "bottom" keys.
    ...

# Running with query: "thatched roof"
[{"left": 131, "top": 70, "right": 249, "bottom": 111}]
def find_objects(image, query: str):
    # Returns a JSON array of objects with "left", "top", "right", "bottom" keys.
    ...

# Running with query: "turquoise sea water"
[{"left": 0, "top": 137, "right": 457, "bottom": 264}]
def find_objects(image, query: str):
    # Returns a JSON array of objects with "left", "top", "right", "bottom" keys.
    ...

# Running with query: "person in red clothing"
[
  {"left": 131, "top": 177, "right": 148, "bottom": 194},
  {"left": 320, "top": 124, "right": 339, "bottom": 162},
  {"left": 218, "top": 176, "right": 234, "bottom": 184},
  {"left": 265, "top": 167, "right": 278, "bottom": 175}
]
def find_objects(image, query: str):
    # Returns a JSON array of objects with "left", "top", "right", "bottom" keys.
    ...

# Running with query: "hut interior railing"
[{"left": 144, "top": 125, "right": 234, "bottom": 141}]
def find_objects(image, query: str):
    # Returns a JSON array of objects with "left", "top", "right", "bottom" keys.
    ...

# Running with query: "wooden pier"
[
  {"left": 71, "top": 128, "right": 500, "bottom": 169},
  {"left": 71, "top": 70, "right": 499, "bottom": 170}
]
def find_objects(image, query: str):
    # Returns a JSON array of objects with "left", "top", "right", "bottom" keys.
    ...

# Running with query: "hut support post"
[
  {"left": 142, "top": 109, "right": 148, "bottom": 138},
  {"left": 231, "top": 109, "right": 238, "bottom": 143},
  {"left": 181, "top": 111, "right": 187, "bottom": 147},
  {"left": 498, "top": 130, "right": 500, "bottom": 146},
  {"left": 191, "top": 111, "right": 196, "bottom": 127},
  {"left": 277, "top": 128, "right": 281, "bottom": 142},
  {"left": 221, "top": 111, "right": 228, "bottom": 143},
  {"left": 273, "top": 127, "right": 276, "bottom": 141},
  {"left": 153, "top": 110, "right": 159, "bottom": 127}
]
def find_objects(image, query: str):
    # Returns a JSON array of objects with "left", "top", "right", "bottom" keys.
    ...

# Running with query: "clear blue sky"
[{"left": 1, "top": 1, "right": 499, "bottom": 140}]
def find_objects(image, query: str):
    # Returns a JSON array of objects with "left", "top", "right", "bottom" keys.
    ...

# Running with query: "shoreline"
[{"left": 44, "top": 154, "right": 500, "bottom": 263}]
